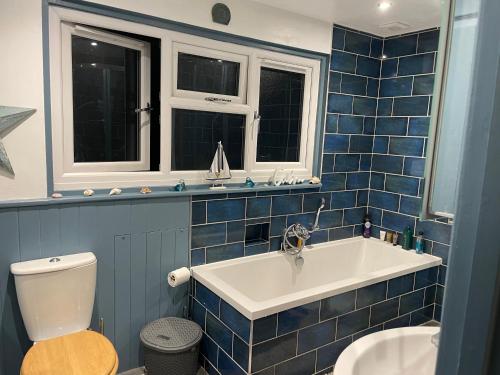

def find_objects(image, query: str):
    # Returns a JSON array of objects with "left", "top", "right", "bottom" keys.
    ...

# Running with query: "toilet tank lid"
[{"left": 10, "top": 252, "right": 96, "bottom": 275}]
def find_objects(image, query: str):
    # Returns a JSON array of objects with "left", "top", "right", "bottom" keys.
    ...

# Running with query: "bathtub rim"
[{"left": 191, "top": 237, "right": 442, "bottom": 320}]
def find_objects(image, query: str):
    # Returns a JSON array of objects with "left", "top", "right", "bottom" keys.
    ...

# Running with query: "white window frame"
[{"left": 49, "top": 6, "right": 320, "bottom": 191}]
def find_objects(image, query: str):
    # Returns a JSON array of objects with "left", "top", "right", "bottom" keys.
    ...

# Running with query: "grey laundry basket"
[{"left": 140, "top": 317, "right": 202, "bottom": 375}]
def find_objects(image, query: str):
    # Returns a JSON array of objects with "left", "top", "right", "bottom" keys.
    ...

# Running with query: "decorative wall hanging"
[
  {"left": 212, "top": 3, "right": 231, "bottom": 25},
  {"left": 0, "top": 106, "right": 36, "bottom": 175}
]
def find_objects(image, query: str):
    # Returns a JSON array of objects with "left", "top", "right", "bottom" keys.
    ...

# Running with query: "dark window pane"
[
  {"left": 72, "top": 35, "right": 140, "bottom": 163},
  {"left": 177, "top": 53, "right": 240, "bottom": 96},
  {"left": 257, "top": 67, "right": 305, "bottom": 162},
  {"left": 172, "top": 109, "right": 245, "bottom": 171}
]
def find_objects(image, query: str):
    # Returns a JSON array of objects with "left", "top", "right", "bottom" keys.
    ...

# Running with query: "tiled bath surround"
[{"left": 191, "top": 267, "right": 439, "bottom": 374}]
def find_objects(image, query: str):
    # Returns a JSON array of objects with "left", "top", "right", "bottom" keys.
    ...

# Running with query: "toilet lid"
[{"left": 21, "top": 330, "right": 118, "bottom": 375}]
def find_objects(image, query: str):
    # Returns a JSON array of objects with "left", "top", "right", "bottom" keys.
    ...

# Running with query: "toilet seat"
[{"left": 21, "top": 330, "right": 118, "bottom": 375}]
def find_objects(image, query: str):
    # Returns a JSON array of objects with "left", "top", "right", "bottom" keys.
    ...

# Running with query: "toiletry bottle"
[
  {"left": 402, "top": 226, "right": 412, "bottom": 250},
  {"left": 415, "top": 232, "right": 425, "bottom": 254},
  {"left": 363, "top": 215, "right": 371, "bottom": 238},
  {"left": 392, "top": 232, "right": 399, "bottom": 246}
]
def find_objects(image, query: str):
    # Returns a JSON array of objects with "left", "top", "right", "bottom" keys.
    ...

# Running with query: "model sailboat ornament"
[{"left": 207, "top": 141, "right": 232, "bottom": 190}]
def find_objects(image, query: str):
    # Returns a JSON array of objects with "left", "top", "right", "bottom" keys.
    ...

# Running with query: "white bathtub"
[{"left": 191, "top": 237, "right": 442, "bottom": 320}]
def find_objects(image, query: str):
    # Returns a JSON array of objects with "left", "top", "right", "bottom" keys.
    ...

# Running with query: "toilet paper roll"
[{"left": 168, "top": 267, "right": 191, "bottom": 287}]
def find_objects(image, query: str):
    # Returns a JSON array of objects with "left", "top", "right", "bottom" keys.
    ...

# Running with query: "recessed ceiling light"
[
  {"left": 378, "top": 1, "right": 392, "bottom": 11},
  {"left": 90, "top": 41, "right": 98, "bottom": 46}
]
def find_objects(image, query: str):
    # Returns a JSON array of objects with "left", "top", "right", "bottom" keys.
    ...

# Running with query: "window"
[{"left": 49, "top": 7, "right": 320, "bottom": 190}]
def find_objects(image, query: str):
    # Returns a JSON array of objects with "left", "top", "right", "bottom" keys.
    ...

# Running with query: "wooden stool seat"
[{"left": 21, "top": 330, "right": 118, "bottom": 375}]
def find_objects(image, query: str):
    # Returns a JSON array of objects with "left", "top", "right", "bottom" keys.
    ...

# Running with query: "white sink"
[{"left": 334, "top": 327, "right": 440, "bottom": 375}]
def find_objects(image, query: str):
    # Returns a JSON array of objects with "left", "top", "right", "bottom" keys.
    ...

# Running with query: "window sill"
[{"left": 0, "top": 182, "right": 322, "bottom": 208}]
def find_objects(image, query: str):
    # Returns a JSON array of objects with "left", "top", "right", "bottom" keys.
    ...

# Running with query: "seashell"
[
  {"left": 140, "top": 186, "right": 152, "bottom": 194},
  {"left": 309, "top": 176, "right": 321, "bottom": 184},
  {"left": 51, "top": 192, "right": 63, "bottom": 199},
  {"left": 109, "top": 187, "right": 122, "bottom": 196},
  {"left": 83, "top": 189, "right": 94, "bottom": 197}
]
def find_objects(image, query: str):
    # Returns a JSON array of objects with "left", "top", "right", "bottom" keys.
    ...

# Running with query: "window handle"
[
  {"left": 135, "top": 102, "right": 153, "bottom": 114},
  {"left": 253, "top": 111, "right": 261, "bottom": 140}
]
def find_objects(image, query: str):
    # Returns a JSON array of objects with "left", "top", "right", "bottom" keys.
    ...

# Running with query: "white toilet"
[{"left": 10, "top": 252, "right": 118, "bottom": 375}]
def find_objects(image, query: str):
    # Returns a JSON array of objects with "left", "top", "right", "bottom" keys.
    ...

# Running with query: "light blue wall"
[{"left": 0, "top": 197, "right": 190, "bottom": 373}]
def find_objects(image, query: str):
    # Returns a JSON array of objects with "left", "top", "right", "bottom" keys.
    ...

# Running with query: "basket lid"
[{"left": 140, "top": 317, "right": 202, "bottom": 353}]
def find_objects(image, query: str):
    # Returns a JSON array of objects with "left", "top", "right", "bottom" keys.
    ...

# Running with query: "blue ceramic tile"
[
  {"left": 357, "top": 281, "right": 387, "bottom": 308},
  {"left": 324, "top": 134, "right": 349, "bottom": 153},
  {"left": 192, "top": 223, "right": 226, "bottom": 248},
  {"left": 321, "top": 173, "right": 347, "bottom": 191},
  {"left": 370, "top": 298, "right": 399, "bottom": 325},
  {"left": 384, "top": 314, "right": 411, "bottom": 330},
  {"left": 398, "top": 53, "right": 435, "bottom": 76},
  {"left": 277, "top": 301, "right": 320, "bottom": 335},
  {"left": 380, "top": 77, "right": 413, "bottom": 97},
  {"left": 341, "top": 74, "right": 367, "bottom": 95},
  {"left": 368, "top": 207, "right": 382, "bottom": 226},
  {"left": 408, "top": 117, "right": 430, "bottom": 136},
  {"left": 416, "top": 220, "right": 452, "bottom": 244},
  {"left": 192, "top": 201, "right": 206, "bottom": 225},
  {"left": 286, "top": 212, "right": 315, "bottom": 228},
  {"left": 309, "top": 229, "right": 329, "bottom": 244},
  {"left": 353, "top": 325, "right": 383, "bottom": 341},
  {"left": 271, "top": 194, "right": 302, "bottom": 216},
  {"left": 232, "top": 335, "right": 249, "bottom": 370},
  {"left": 320, "top": 290, "right": 356, "bottom": 320},
  {"left": 346, "top": 173, "right": 370, "bottom": 189},
  {"left": 207, "top": 199, "right": 245, "bottom": 222},
  {"left": 377, "top": 99, "right": 393, "bottom": 116},
  {"left": 367, "top": 78, "right": 379, "bottom": 97},
  {"left": 353, "top": 96, "right": 377, "bottom": 116},
  {"left": 384, "top": 34, "right": 417, "bottom": 57},
  {"left": 418, "top": 29, "right": 440, "bottom": 53},
  {"left": 382, "top": 211, "right": 416, "bottom": 233},
  {"left": 349, "top": 135, "right": 374, "bottom": 153},
  {"left": 400, "top": 289, "right": 425, "bottom": 315},
  {"left": 344, "top": 30, "right": 371, "bottom": 55},
  {"left": 270, "top": 216, "right": 286, "bottom": 237},
  {"left": 298, "top": 319, "right": 336, "bottom": 354},
  {"left": 325, "top": 113, "right": 339, "bottom": 133},
  {"left": 275, "top": 351, "right": 316, "bottom": 375},
  {"left": 435, "top": 285, "right": 444, "bottom": 305},
  {"left": 328, "top": 93, "right": 353, "bottom": 114},
  {"left": 356, "top": 56, "right": 381, "bottom": 78},
  {"left": 245, "top": 242, "right": 269, "bottom": 256},
  {"left": 371, "top": 154, "right": 403, "bottom": 174},
  {"left": 438, "top": 265, "right": 447, "bottom": 285},
  {"left": 251, "top": 332, "right": 297, "bottom": 372},
  {"left": 193, "top": 193, "right": 227, "bottom": 201},
  {"left": 331, "top": 50, "right": 356, "bottom": 73},
  {"left": 359, "top": 155, "right": 372, "bottom": 171},
  {"left": 329, "top": 71, "right": 341, "bottom": 92},
  {"left": 376, "top": 117, "right": 408, "bottom": 135},
  {"left": 385, "top": 175, "right": 420, "bottom": 196},
  {"left": 218, "top": 349, "right": 245, "bottom": 375},
  {"left": 206, "top": 312, "right": 232, "bottom": 355},
  {"left": 318, "top": 210, "right": 343, "bottom": 229},
  {"left": 197, "top": 282, "right": 221, "bottom": 315},
  {"left": 413, "top": 74, "right": 435, "bottom": 95},
  {"left": 381, "top": 58, "right": 398, "bottom": 78},
  {"left": 228, "top": 191, "right": 257, "bottom": 198},
  {"left": 192, "top": 298, "right": 207, "bottom": 329},
  {"left": 373, "top": 136, "right": 389, "bottom": 153},
  {"left": 357, "top": 189, "right": 369, "bottom": 205},
  {"left": 369, "top": 190, "right": 399, "bottom": 211},
  {"left": 253, "top": 314, "right": 277, "bottom": 344},
  {"left": 388, "top": 274, "right": 415, "bottom": 298},
  {"left": 400, "top": 196, "right": 422, "bottom": 216},
  {"left": 435, "top": 305, "right": 442, "bottom": 322},
  {"left": 393, "top": 96, "right": 430, "bottom": 116},
  {"left": 389, "top": 137, "right": 424, "bottom": 157},
  {"left": 330, "top": 226, "right": 354, "bottom": 240},
  {"left": 410, "top": 305, "right": 434, "bottom": 326},
  {"left": 303, "top": 193, "right": 331, "bottom": 212},
  {"left": 432, "top": 242, "right": 449, "bottom": 265},
  {"left": 269, "top": 236, "right": 282, "bottom": 251},
  {"left": 331, "top": 191, "right": 357, "bottom": 209},
  {"left": 206, "top": 243, "right": 244, "bottom": 264},
  {"left": 363, "top": 117, "right": 376, "bottom": 135},
  {"left": 343, "top": 207, "right": 366, "bottom": 225},
  {"left": 227, "top": 220, "right": 245, "bottom": 243},
  {"left": 205, "top": 360, "right": 218, "bottom": 375},
  {"left": 337, "top": 308, "right": 370, "bottom": 338},
  {"left": 246, "top": 197, "right": 271, "bottom": 218},
  {"left": 335, "top": 154, "right": 360, "bottom": 172},
  {"left": 322, "top": 154, "right": 334, "bottom": 173},
  {"left": 371, "top": 37, "right": 383, "bottom": 58},
  {"left": 201, "top": 334, "right": 218, "bottom": 367},
  {"left": 332, "top": 27, "right": 346, "bottom": 50},
  {"left": 316, "top": 337, "right": 352, "bottom": 371},
  {"left": 404, "top": 157, "right": 425, "bottom": 177},
  {"left": 191, "top": 248, "right": 206, "bottom": 266},
  {"left": 370, "top": 172, "right": 385, "bottom": 190},
  {"left": 338, "top": 115, "right": 364, "bottom": 134}
]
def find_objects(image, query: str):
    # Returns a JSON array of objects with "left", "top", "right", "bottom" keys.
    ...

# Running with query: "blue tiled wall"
[{"left": 193, "top": 266, "right": 439, "bottom": 374}]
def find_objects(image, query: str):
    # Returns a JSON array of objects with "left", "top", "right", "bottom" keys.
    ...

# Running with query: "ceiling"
[{"left": 250, "top": 0, "right": 441, "bottom": 37}]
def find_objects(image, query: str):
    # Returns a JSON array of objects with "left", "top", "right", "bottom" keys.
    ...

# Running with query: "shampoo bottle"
[
  {"left": 402, "top": 226, "right": 412, "bottom": 250},
  {"left": 363, "top": 215, "right": 372, "bottom": 238},
  {"left": 415, "top": 232, "right": 425, "bottom": 254}
]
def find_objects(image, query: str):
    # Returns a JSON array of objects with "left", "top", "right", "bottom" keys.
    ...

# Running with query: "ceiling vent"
[{"left": 379, "top": 21, "right": 411, "bottom": 33}]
